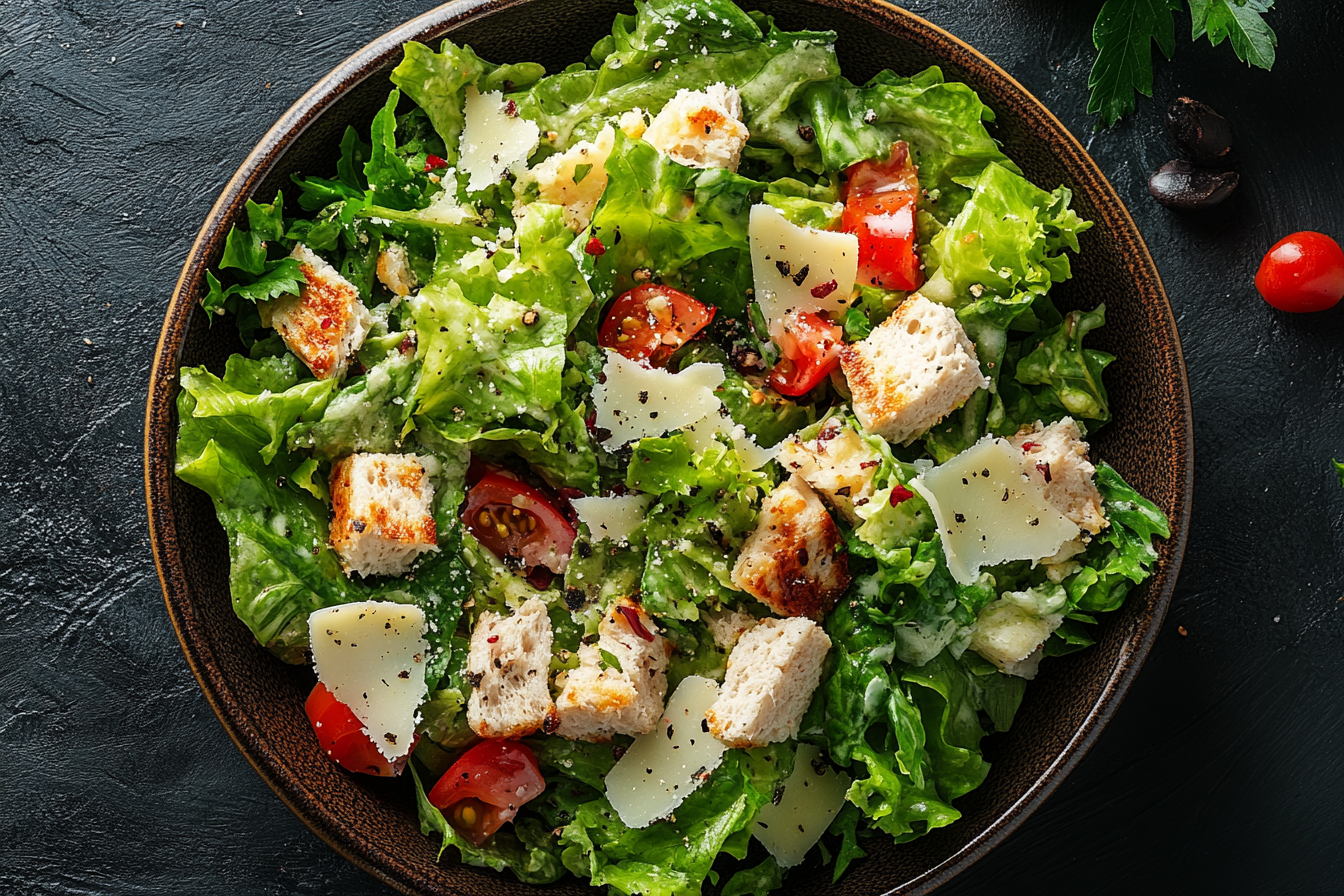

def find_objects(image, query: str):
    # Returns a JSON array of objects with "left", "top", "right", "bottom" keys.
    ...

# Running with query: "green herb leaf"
[
  {"left": 572, "top": 162, "right": 593, "bottom": 185},
  {"left": 598, "top": 649, "right": 623, "bottom": 672},
  {"left": 1087, "top": 0, "right": 1182, "bottom": 126},
  {"left": 1190, "top": 0, "right": 1277, "bottom": 69}
]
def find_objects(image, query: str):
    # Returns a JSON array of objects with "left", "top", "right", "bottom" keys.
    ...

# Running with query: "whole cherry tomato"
[
  {"left": 598, "top": 285, "right": 716, "bottom": 367},
  {"left": 1255, "top": 231, "right": 1344, "bottom": 312},
  {"left": 427, "top": 739, "right": 547, "bottom": 846},
  {"left": 305, "top": 682, "right": 410, "bottom": 777}
]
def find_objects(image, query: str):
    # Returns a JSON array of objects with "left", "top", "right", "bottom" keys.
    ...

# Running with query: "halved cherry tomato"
[
  {"left": 463, "top": 472, "right": 576, "bottom": 582},
  {"left": 842, "top": 141, "right": 923, "bottom": 292},
  {"left": 305, "top": 682, "right": 409, "bottom": 777},
  {"left": 1255, "top": 231, "right": 1344, "bottom": 312},
  {"left": 766, "top": 310, "right": 843, "bottom": 397},
  {"left": 598, "top": 284, "right": 716, "bottom": 367},
  {"left": 428, "top": 740, "right": 547, "bottom": 846}
]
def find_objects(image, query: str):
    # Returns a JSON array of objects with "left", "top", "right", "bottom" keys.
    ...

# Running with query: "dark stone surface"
[{"left": 2, "top": 0, "right": 1341, "bottom": 893}]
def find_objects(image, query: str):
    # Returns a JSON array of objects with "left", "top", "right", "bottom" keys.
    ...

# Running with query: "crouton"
[
  {"left": 375, "top": 243, "right": 416, "bottom": 297},
  {"left": 555, "top": 600, "right": 669, "bottom": 741},
  {"left": 839, "top": 294, "right": 988, "bottom": 445},
  {"left": 1008, "top": 418, "right": 1108, "bottom": 534},
  {"left": 969, "top": 588, "right": 1067, "bottom": 680},
  {"left": 618, "top": 108, "right": 648, "bottom": 140},
  {"left": 703, "top": 608, "right": 758, "bottom": 651},
  {"left": 776, "top": 418, "right": 882, "bottom": 524},
  {"left": 519, "top": 126, "right": 617, "bottom": 232},
  {"left": 705, "top": 617, "right": 831, "bottom": 748},
  {"left": 466, "top": 597, "right": 557, "bottom": 739},
  {"left": 730, "top": 474, "right": 850, "bottom": 619},
  {"left": 644, "top": 83, "right": 749, "bottom": 172},
  {"left": 262, "top": 244, "right": 372, "bottom": 380},
  {"left": 329, "top": 453, "right": 438, "bottom": 578}
]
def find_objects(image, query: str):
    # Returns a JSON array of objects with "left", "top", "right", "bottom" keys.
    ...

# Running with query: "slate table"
[{"left": 4, "top": 0, "right": 1343, "bottom": 893}]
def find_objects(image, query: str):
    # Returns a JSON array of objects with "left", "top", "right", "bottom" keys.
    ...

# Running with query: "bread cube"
[
  {"left": 466, "top": 597, "right": 557, "bottom": 739},
  {"left": 839, "top": 294, "right": 988, "bottom": 445},
  {"left": 644, "top": 83, "right": 749, "bottom": 172},
  {"left": 375, "top": 243, "right": 416, "bottom": 297},
  {"left": 263, "top": 244, "right": 372, "bottom": 380},
  {"left": 329, "top": 453, "right": 437, "bottom": 578},
  {"left": 519, "top": 125, "right": 617, "bottom": 232},
  {"left": 730, "top": 474, "right": 850, "bottom": 619},
  {"left": 705, "top": 617, "right": 831, "bottom": 748},
  {"left": 702, "top": 608, "right": 758, "bottom": 651},
  {"left": 1008, "top": 417, "right": 1108, "bottom": 535},
  {"left": 776, "top": 418, "right": 882, "bottom": 524},
  {"left": 555, "top": 600, "right": 669, "bottom": 741}
]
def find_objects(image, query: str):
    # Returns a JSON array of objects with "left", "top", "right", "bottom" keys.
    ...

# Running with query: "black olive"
[
  {"left": 1148, "top": 160, "right": 1239, "bottom": 210},
  {"left": 1166, "top": 97, "right": 1233, "bottom": 166}
]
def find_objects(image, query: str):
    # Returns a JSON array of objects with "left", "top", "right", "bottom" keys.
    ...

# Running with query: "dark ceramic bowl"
[{"left": 144, "top": 0, "right": 1193, "bottom": 893}]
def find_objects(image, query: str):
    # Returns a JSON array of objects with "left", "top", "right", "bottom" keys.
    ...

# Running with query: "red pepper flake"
[
  {"left": 1036, "top": 461, "right": 1052, "bottom": 483},
  {"left": 487, "top": 635, "right": 500, "bottom": 644},
  {"left": 616, "top": 605, "right": 655, "bottom": 642},
  {"left": 320, "top": 317, "right": 333, "bottom": 330},
  {"left": 1020, "top": 441, "right": 1039, "bottom": 452},
  {"left": 890, "top": 484, "right": 915, "bottom": 506},
  {"left": 504, "top": 99, "right": 518, "bottom": 118},
  {"left": 424, "top": 154, "right": 447, "bottom": 171},
  {"left": 810, "top": 279, "right": 839, "bottom": 299},
  {"left": 585, "top": 236, "right": 606, "bottom": 256}
]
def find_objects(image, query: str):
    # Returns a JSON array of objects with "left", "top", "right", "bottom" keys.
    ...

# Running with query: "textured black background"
[{"left": 3, "top": 0, "right": 1343, "bottom": 893}]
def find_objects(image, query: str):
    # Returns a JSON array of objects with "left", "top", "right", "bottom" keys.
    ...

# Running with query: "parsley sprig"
[{"left": 1088, "top": 0, "right": 1278, "bottom": 126}]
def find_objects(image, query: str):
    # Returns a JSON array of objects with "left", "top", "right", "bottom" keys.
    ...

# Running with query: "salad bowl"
[{"left": 144, "top": 0, "right": 1193, "bottom": 893}]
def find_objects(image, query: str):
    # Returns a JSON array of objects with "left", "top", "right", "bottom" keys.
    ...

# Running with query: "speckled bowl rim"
[{"left": 144, "top": 1, "right": 1194, "bottom": 893}]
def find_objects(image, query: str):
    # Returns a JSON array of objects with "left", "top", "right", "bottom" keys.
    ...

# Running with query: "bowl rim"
[{"left": 144, "top": 1, "right": 1194, "bottom": 893}]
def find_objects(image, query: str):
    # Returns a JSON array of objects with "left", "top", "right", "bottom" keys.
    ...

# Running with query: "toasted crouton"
[
  {"left": 618, "top": 108, "right": 648, "bottom": 140},
  {"left": 262, "top": 244, "right": 372, "bottom": 380},
  {"left": 705, "top": 617, "right": 831, "bottom": 748},
  {"left": 519, "top": 126, "right": 617, "bottom": 232},
  {"left": 776, "top": 418, "right": 882, "bottom": 524},
  {"left": 644, "top": 83, "right": 749, "bottom": 172},
  {"left": 839, "top": 294, "right": 988, "bottom": 445},
  {"left": 703, "top": 608, "right": 758, "bottom": 651},
  {"left": 375, "top": 243, "right": 416, "bottom": 297},
  {"left": 1008, "top": 417, "right": 1108, "bottom": 535},
  {"left": 555, "top": 600, "right": 669, "bottom": 741},
  {"left": 466, "top": 597, "right": 557, "bottom": 739},
  {"left": 329, "top": 453, "right": 437, "bottom": 578},
  {"left": 730, "top": 474, "right": 850, "bottom": 619}
]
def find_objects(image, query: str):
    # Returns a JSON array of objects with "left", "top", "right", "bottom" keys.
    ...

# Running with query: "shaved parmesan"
[
  {"left": 309, "top": 601, "right": 429, "bottom": 761},
  {"left": 571, "top": 494, "right": 651, "bottom": 545},
  {"left": 460, "top": 87, "right": 540, "bottom": 193},
  {"left": 909, "top": 436, "right": 1077, "bottom": 585},
  {"left": 604, "top": 675, "right": 726, "bottom": 829},
  {"left": 683, "top": 409, "right": 779, "bottom": 470},
  {"left": 749, "top": 204, "right": 859, "bottom": 335},
  {"left": 752, "top": 743, "right": 851, "bottom": 867},
  {"left": 591, "top": 351, "right": 725, "bottom": 447}
]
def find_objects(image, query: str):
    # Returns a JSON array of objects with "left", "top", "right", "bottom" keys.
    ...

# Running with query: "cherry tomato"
[
  {"left": 598, "top": 285, "right": 716, "bottom": 367},
  {"left": 427, "top": 740, "right": 547, "bottom": 847},
  {"left": 841, "top": 141, "right": 924, "bottom": 292},
  {"left": 305, "top": 682, "right": 409, "bottom": 777},
  {"left": 462, "top": 472, "right": 576, "bottom": 580},
  {"left": 1255, "top": 231, "right": 1344, "bottom": 312},
  {"left": 766, "top": 310, "right": 843, "bottom": 397}
]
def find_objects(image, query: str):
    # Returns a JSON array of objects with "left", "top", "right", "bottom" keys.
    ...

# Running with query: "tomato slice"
[
  {"left": 305, "top": 682, "right": 409, "bottom": 777},
  {"left": 766, "top": 310, "right": 843, "bottom": 397},
  {"left": 598, "top": 285, "right": 716, "bottom": 367},
  {"left": 427, "top": 740, "right": 547, "bottom": 846},
  {"left": 842, "top": 141, "right": 923, "bottom": 292},
  {"left": 463, "top": 471, "right": 576, "bottom": 578}
]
